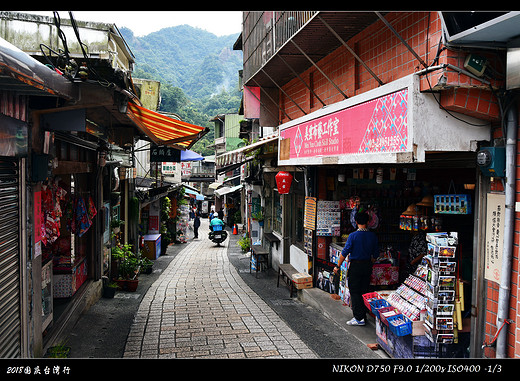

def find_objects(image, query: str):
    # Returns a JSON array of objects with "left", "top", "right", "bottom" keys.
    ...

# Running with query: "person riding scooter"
[
  {"left": 209, "top": 215, "right": 227, "bottom": 245},
  {"left": 209, "top": 215, "right": 224, "bottom": 231}
]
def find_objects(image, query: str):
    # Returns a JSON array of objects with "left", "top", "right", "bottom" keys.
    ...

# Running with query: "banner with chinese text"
[{"left": 279, "top": 89, "right": 408, "bottom": 160}]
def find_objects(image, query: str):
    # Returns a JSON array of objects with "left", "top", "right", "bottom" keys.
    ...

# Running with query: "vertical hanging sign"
[{"left": 485, "top": 193, "right": 505, "bottom": 283}]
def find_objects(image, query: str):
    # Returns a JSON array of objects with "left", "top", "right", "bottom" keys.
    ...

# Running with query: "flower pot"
[
  {"left": 125, "top": 279, "right": 139, "bottom": 292},
  {"left": 103, "top": 286, "right": 117, "bottom": 298},
  {"left": 114, "top": 279, "right": 126, "bottom": 289},
  {"left": 113, "top": 279, "right": 139, "bottom": 292}
]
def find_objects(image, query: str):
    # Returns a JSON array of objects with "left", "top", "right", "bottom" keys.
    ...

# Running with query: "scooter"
[{"left": 209, "top": 224, "right": 228, "bottom": 246}]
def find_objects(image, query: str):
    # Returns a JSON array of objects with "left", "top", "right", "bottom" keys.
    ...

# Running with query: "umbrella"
[{"left": 181, "top": 149, "right": 204, "bottom": 161}]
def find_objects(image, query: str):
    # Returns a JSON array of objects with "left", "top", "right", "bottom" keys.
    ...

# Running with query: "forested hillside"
[{"left": 120, "top": 25, "right": 243, "bottom": 156}]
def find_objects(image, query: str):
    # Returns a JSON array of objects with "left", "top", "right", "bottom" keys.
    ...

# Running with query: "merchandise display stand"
[{"left": 370, "top": 231, "right": 465, "bottom": 358}]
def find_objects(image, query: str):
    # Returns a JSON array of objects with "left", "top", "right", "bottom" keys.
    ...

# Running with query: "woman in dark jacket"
[{"left": 193, "top": 211, "right": 201, "bottom": 239}]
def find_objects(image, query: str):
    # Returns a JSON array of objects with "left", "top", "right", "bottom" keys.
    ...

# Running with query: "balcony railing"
[{"left": 242, "top": 11, "right": 317, "bottom": 84}]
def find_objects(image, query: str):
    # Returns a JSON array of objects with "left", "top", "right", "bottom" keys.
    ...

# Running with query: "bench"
[
  {"left": 250, "top": 245, "right": 269, "bottom": 278},
  {"left": 264, "top": 232, "right": 280, "bottom": 250},
  {"left": 277, "top": 264, "right": 299, "bottom": 297}
]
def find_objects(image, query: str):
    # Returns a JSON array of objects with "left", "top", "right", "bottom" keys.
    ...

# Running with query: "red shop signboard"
[{"left": 279, "top": 89, "right": 409, "bottom": 161}]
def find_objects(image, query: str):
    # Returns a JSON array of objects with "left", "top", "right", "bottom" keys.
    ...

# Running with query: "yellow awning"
[{"left": 127, "top": 101, "right": 208, "bottom": 149}]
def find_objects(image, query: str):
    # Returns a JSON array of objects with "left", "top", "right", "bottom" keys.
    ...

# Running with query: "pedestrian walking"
[
  {"left": 193, "top": 210, "right": 201, "bottom": 239},
  {"left": 333, "top": 211, "right": 378, "bottom": 326}
]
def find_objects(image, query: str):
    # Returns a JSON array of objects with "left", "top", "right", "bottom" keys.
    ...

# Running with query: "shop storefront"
[
  {"left": 277, "top": 74, "right": 490, "bottom": 358},
  {"left": 36, "top": 129, "right": 103, "bottom": 350}
]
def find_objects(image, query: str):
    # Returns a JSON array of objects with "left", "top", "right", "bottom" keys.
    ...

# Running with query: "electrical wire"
[{"left": 422, "top": 13, "right": 496, "bottom": 128}]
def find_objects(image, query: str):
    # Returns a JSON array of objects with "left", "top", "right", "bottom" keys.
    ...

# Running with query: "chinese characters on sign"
[
  {"left": 485, "top": 193, "right": 505, "bottom": 283},
  {"left": 304, "top": 197, "right": 317, "bottom": 230},
  {"left": 150, "top": 144, "right": 181, "bottom": 162},
  {"left": 279, "top": 89, "right": 408, "bottom": 161}
]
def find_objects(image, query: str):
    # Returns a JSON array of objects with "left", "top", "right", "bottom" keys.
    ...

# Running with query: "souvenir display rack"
[
  {"left": 369, "top": 231, "right": 462, "bottom": 358},
  {"left": 423, "top": 232, "right": 459, "bottom": 346},
  {"left": 175, "top": 204, "right": 189, "bottom": 243},
  {"left": 316, "top": 200, "right": 341, "bottom": 236}
]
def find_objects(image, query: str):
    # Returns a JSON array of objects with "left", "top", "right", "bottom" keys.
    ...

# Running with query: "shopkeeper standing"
[{"left": 333, "top": 211, "right": 379, "bottom": 326}]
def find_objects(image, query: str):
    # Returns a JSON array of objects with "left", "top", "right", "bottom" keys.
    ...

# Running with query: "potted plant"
[
  {"left": 111, "top": 218, "right": 125, "bottom": 234},
  {"left": 237, "top": 235, "right": 251, "bottom": 253},
  {"left": 140, "top": 252, "right": 153, "bottom": 274},
  {"left": 111, "top": 243, "right": 146, "bottom": 291},
  {"left": 102, "top": 276, "right": 119, "bottom": 298},
  {"left": 252, "top": 210, "right": 264, "bottom": 226}
]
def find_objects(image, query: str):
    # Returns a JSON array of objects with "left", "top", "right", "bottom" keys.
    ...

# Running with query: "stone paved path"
[{"left": 123, "top": 221, "right": 317, "bottom": 359}]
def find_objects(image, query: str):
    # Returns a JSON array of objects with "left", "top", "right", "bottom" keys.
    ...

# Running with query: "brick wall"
[
  {"left": 279, "top": 11, "right": 504, "bottom": 124},
  {"left": 280, "top": 12, "right": 444, "bottom": 123}
]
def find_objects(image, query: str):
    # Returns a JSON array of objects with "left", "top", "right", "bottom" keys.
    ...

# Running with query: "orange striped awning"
[{"left": 127, "top": 101, "right": 208, "bottom": 149}]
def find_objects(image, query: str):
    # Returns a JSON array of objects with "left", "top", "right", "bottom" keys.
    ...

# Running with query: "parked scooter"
[{"left": 209, "top": 224, "right": 228, "bottom": 246}]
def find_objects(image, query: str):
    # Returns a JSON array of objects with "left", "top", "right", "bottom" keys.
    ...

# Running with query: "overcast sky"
[{"left": 21, "top": 11, "right": 243, "bottom": 37}]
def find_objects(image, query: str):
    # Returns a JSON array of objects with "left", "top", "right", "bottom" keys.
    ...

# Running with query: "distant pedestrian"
[{"left": 193, "top": 211, "right": 201, "bottom": 239}]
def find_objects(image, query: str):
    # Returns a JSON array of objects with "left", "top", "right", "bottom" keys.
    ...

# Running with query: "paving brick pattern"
[{"left": 123, "top": 223, "right": 317, "bottom": 359}]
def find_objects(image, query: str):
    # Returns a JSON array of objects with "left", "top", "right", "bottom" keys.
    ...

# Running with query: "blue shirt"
[
  {"left": 210, "top": 218, "right": 224, "bottom": 226},
  {"left": 341, "top": 229, "right": 379, "bottom": 261}
]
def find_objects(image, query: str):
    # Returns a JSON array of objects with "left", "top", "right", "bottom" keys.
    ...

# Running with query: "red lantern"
[{"left": 275, "top": 171, "right": 293, "bottom": 194}]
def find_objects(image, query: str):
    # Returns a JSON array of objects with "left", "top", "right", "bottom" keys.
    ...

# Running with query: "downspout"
[{"left": 496, "top": 103, "right": 517, "bottom": 358}]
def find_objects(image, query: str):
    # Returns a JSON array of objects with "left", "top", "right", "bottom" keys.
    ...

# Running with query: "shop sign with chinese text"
[
  {"left": 279, "top": 89, "right": 408, "bottom": 161},
  {"left": 485, "top": 193, "right": 505, "bottom": 283}
]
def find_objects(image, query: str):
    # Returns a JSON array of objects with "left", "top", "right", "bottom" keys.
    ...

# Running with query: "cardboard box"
[
  {"left": 293, "top": 272, "right": 313, "bottom": 289},
  {"left": 295, "top": 280, "right": 313, "bottom": 289},
  {"left": 292, "top": 272, "right": 312, "bottom": 283}
]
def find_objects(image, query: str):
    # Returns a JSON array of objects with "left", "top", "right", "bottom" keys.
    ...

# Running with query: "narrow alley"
[
  {"left": 121, "top": 219, "right": 316, "bottom": 359},
  {"left": 65, "top": 218, "right": 383, "bottom": 363}
]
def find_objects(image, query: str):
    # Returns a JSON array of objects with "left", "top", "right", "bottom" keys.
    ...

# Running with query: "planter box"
[{"left": 114, "top": 279, "right": 139, "bottom": 292}]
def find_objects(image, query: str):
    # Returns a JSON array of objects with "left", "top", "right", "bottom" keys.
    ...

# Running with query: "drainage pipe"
[{"left": 496, "top": 103, "right": 518, "bottom": 358}]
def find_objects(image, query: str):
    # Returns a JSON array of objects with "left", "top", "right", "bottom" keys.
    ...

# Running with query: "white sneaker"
[{"left": 346, "top": 318, "right": 365, "bottom": 326}]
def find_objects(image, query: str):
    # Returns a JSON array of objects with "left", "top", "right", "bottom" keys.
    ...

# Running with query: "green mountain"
[{"left": 120, "top": 25, "right": 243, "bottom": 155}]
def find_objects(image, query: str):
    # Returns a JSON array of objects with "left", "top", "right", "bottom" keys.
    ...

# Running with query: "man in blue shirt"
[
  {"left": 210, "top": 215, "right": 224, "bottom": 231},
  {"left": 333, "top": 211, "right": 378, "bottom": 326}
]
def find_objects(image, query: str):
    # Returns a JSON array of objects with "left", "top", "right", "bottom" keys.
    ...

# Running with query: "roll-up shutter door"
[{"left": 0, "top": 158, "right": 21, "bottom": 358}]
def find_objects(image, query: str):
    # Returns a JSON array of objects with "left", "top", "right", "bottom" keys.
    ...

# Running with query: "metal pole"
[
  {"left": 261, "top": 68, "right": 307, "bottom": 115},
  {"left": 289, "top": 39, "right": 349, "bottom": 100},
  {"left": 251, "top": 78, "right": 293, "bottom": 121},
  {"left": 277, "top": 54, "right": 327, "bottom": 107},
  {"left": 375, "top": 12, "right": 428, "bottom": 69},
  {"left": 496, "top": 102, "right": 518, "bottom": 358},
  {"left": 318, "top": 15, "right": 384, "bottom": 86}
]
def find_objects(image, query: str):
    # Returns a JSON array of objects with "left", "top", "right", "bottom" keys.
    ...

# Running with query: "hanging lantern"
[{"left": 275, "top": 171, "right": 293, "bottom": 194}]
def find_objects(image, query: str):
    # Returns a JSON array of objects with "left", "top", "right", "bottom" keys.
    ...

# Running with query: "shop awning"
[
  {"left": 181, "top": 149, "right": 205, "bottom": 161},
  {"left": 215, "top": 132, "right": 278, "bottom": 173},
  {"left": 184, "top": 187, "right": 204, "bottom": 201},
  {"left": 0, "top": 36, "right": 77, "bottom": 100},
  {"left": 127, "top": 101, "right": 209, "bottom": 149},
  {"left": 214, "top": 184, "right": 244, "bottom": 197},
  {"left": 208, "top": 182, "right": 222, "bottom": 190}
]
